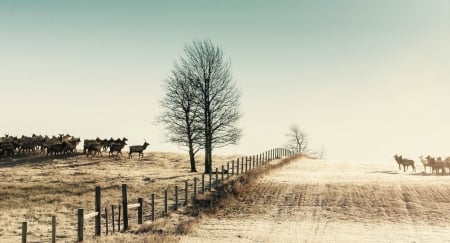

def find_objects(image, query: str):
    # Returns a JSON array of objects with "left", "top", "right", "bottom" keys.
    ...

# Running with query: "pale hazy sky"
[{"left": 0, "top": 0, "right": 448, "bottom": 162}]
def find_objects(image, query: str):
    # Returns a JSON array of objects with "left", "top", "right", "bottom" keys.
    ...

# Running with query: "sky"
[{"left": 0, "top": 0, "right": 448, "bottom": 163}]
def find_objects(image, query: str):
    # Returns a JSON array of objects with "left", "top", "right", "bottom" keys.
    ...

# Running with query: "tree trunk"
[
  {"left": 204, "top": 78, "right": 212, "bottom": 174},
  {"left": 188, "top": 146, "right": 197, "bottom": 172},
  {"left": 204, "top": 128, "right": 212, "bottom": 174},
  {"left": 204, "top": 142, "right": 212, "bottom": 173}
]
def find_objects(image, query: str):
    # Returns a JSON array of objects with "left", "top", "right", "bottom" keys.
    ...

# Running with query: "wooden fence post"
[
  {"left": 118, "top": 205, "right": 121, "bottom": 232},
  {"left": 201, "top": 174, "right": 205, "bottom": 193},
  {"left": 245, "top": 156, "right": 248, "bottom": 172},
  {"left": 231, "top": 160, "right": 234, "bottom": 175},
  {"left": 236, "top": 159, "right": 239, "bottom": 175},
  {"left": 193, "top": 178, "right": 197, "bottom": 199},
  {"left": 215, "top": 168, "right": 218, "bottom": 188},
  {"left": 184, "top": 181, "right": 188, "bottom": 206},
  {"left": 105, "top": 208, "right": 108, "bottom": 235},
  {"left": 77, "top": 209, "right": 84, "bottom": 242},
  {"left": 136, "top": 198, "right": 142, "bottom": 224},
  {"left": 122, "top": 184, "right": 128, "bottom": 231},
  {"left": 221, "top": 165, "right": 224, "bottom": 181},
  {"left": 22, "top": 222, "right": 27, "bottom": 243},
  {"left": 52, "top": 216, "right": 56, "bottom": 243},
  {"left": 241, "top": 157, "right": 244, "bottom": 173},
  {"left": 174, "top": 186, "right": 178, "bottom": 211},
  {"left": 164, "top": 189, "right": 168, "bottom": 217},
  {"left": 138, "top": 197, "right": 143, "bottom": 224},
  {"left": 111, "top": 205, "right": 115, "bottom": 234},
  {"left": 151, "top": 194, "right": 155, "bottom": 221},
  {"left": 95, "top": 186, "right": 101, "bottom": 236},
  {"left": 209, "top": 171, "right": 212, "bottom": 191},
  {"left": 227, "top": 162, "right": 230, "bottom": 178}
]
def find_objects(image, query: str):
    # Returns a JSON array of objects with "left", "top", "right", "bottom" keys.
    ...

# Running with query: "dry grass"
[
  {"left": 182, "top": 154, "right": 303, "bottom": 219},
  {"left": 0, "top": 151, "right": 241, "bottom": 242},
  {"left": 110, "top": 154, "right": 303, "bottom": 242},
  {"left": 83, "top": 234, "right": 179, "bottom": 243}
]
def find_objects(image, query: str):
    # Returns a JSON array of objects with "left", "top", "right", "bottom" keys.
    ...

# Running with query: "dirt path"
[{"left": 180, "top": 158, "right": 450, "bottom": 243}]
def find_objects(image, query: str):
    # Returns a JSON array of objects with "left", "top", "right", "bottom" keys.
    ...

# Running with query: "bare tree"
[
  {"left": 285, "top": 124, "right": 324, "bottom": 159},
  {"left": 157, "top": 72, "right": 202, "bottom": 172},
  {"left": 178, "top": 39, "right": 242, "bottom": 173},
  {"left": 285, "top": 124, "right": 310, "bottom": 154}
]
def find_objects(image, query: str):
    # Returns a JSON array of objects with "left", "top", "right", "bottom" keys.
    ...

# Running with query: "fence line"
[{"left": 19, "top": 147, "right": 296, "bottom": 242}]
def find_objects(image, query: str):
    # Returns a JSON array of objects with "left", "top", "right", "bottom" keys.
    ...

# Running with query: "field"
[
  {"left": 180, "top": 158, "right": 450, "bottom": 243},
  {"left": 0, "top": 152, "right": 239, "bottom": 242},
  {"left": 2, "top": 154, "right": 450, "bottom": 242}
]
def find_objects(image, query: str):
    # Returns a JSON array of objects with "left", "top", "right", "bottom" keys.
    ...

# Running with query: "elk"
[
  {"left": 86, "top": 142, "right": 103, "bottom": 157},
  {"left": 436, "top": 157, "right": 446, "bottom": 174},
  {"left": 128, "top": 141, "right": 150, "bottom": 160},
  {"left": 393, "top": 155, "right": 415, "bottom": 172},
  {"left": 47, "top": 142, "right": 69, "bottom": 158},
  {"left": 66, "top": 137, "right": 81, "bottom": 155},
  {"left": 0, "top": 142, "right": 15, "bottom": 158},
  {"left": 109, "top": 140, "right": 127, "bottom": 158},
  {"left": 83, "top": 138, "right": 102, "bottom": 154},
  {"left": 444, "top": 157, "right": 450, "bottom": 173},
  {"left": 419, "top": 155, "right": 432, "bottom": 173},
  {"left": 393, "top": 154, "right": 402, "bottom": 170}
]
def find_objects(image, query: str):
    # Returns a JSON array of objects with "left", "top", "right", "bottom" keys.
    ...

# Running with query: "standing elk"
[
  {"left": 436, "top": 157, "right": 446, "bottom": 174},
  {"left": 393, "top": 155, "right": 416, "bottom": 172},
  {"left": 86, "top": 142, "right": 103, "bottom": 157},
  {"left": 47, "top": 142, "right": 69, "bottom": 158},
  {"left": 128, "top": 141, "right": 150, "bottom": 160},
  {"left": 109, "top": 140, "right": 127, "bottom": 158},
  {"left": 393, "top": 154, "right": 402, "bottom": 170},
  {"left": 419, "top": 155, "right": 432, "bottom": 173},
  {"left": 0, "top": 142, "right": 15, "bottom": 158}
]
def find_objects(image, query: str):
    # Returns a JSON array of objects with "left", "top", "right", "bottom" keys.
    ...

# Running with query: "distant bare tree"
[
  {"left": 157, "top": 72, "right": 202, "bottom": 172},
  {"left": 178, "top": 39, "right": 242, "bottom": 173},
  {"left": 285, "top": 125, "right": 324, "bottom": 159},
  {"left": 285, "top": 125, "right": 308, "bottom": 153}
]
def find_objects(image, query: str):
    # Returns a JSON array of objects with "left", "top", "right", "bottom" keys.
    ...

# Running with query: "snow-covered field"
[{"left": 181, "top": 158, "right": 450, "bottom": 243}]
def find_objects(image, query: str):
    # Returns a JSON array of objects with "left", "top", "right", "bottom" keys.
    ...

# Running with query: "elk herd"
[
  {"left": 0, "top": 134, "right": 150, "bottom": 160},
  {"left": 394, "top": 154, "right": 450, "bottom": 175}
]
